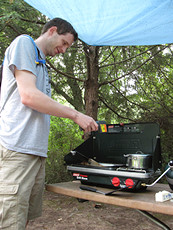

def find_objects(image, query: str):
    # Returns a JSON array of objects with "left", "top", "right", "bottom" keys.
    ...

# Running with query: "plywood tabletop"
[{"left": 46, "top": 181, "right": 173, "bottom": 216}]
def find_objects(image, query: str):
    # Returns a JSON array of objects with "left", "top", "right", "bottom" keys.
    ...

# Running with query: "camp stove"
[{"left": 64, "top": 122, "right": 162, "bottom": 191}]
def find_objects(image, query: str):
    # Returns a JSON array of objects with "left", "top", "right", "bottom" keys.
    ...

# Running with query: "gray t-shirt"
[{"left": 0, "top": 35, "right": 51, "bottom": 157}]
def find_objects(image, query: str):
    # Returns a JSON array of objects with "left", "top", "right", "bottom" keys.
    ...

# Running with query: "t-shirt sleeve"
[{"left": 8, "top": 35, "right": 38, "bottom": 77}]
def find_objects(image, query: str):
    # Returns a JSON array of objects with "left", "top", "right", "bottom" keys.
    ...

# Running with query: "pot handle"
[
  {"left": 135, "top": 151, "right": 144, "bottom": 154},
  {"left": 124, "top": 154, "right": 129, "bottom": 157}
]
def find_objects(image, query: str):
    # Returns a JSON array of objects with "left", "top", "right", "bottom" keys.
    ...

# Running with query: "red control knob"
[
  {"left": 112, "top": 177, "right": 120, "bottom": 187},
  {"left": 125, "top": 179, "right": 134, "bottom": 189}
]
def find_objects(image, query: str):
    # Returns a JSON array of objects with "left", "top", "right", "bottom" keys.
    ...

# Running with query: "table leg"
[{"left": 136, "top": 210, "right": 171, "bottom": 230}]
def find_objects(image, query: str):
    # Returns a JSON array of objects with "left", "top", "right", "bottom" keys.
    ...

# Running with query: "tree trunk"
[{"left": 84, "top": 45, "right": 100, "bottom": 120}]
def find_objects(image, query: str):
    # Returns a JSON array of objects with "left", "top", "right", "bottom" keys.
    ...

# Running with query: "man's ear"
[{"left": 48, "top": 26, "right": 58, "bottom": 35}]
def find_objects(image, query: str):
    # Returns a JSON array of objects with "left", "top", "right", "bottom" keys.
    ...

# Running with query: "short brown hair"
[{"left": 41, "top": 18, "right": 78, "bottom": 41}]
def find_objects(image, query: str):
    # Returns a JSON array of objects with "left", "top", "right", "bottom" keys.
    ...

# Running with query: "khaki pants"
[{"left": 0, "top": 144, "right": 45, "bottom": 230}]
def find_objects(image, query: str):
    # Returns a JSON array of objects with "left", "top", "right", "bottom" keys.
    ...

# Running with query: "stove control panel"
[
  {"left": 111, "top": 176, "right": 138, "bottom": 189},
  {"left": 107, "top": 124, "right": 141, "bottom": 133}
]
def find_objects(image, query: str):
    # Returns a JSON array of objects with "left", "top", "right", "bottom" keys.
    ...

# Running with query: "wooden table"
[{"left": 46, "top": 181, "right": 173, "bottom": 229}]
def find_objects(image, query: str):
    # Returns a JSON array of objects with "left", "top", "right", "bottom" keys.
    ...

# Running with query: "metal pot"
[{"left": 124, "top": 151, "right": 152, "bottom": 169}]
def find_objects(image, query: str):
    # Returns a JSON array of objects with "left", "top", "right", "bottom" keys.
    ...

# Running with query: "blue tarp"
[{"left": 24, "top": 0, "right": 173, "bottom": 46}]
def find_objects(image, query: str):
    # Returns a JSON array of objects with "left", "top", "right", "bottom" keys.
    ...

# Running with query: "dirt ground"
[{"left": 26, "top": 190, "right": 173, "bottom": 230}]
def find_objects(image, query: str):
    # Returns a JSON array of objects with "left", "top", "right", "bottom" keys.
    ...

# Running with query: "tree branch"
[
  {"left": 19, "top": 17, "right": 45, "bottom": 25},
  {"left": 7, "top": 24, "right": 21, "bottom": 35},
  {"left": 99, "top": 46, "right": 157, "bottom": 69},
  {"left": 46, "top": 59, "right": 85, "bottom": 83},
  {"left": 99, "top": 46, "right": 118, "bottom": 65},
  {"left": 109, "top": 82, "right": 150, "bottom": 112},
  {"left": 99, "top": 45, "right": 168, "bottom": 86},
  {"left": 99, "top": 96, "right": 135, "bottom": 122},
  {"left": 50, "top": 80, "right": 75, "bottom": 106}
]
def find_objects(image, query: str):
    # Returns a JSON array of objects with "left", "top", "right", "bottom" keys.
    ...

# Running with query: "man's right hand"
[{"left": 73, "top": 112, "right": 98, "bottom": 133}]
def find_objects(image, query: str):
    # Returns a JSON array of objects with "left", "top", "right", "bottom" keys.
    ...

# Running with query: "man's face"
[{"left": 47, "top": 27, "right": 74, "bottom": 57}]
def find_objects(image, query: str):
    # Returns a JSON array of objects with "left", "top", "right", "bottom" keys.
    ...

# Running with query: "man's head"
[
  {"left": 39, "top": 18, "right": 78, "bottom": 56},
  {"left": 42, "top": 18, "right": 78, "bottom": 42}
]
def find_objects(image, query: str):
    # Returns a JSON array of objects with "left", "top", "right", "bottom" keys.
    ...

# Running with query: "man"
[{"left": 0, "top": 18, "right": 98, "bottom": 229}]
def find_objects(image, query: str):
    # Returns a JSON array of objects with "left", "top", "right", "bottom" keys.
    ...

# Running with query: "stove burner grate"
[{"left": 117, "top": 167, "right": 148, "bottom": 174}]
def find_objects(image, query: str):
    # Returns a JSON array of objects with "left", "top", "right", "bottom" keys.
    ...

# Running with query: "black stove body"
[{"left": 64, "top": 122, "right": 162, "bottom": 191}]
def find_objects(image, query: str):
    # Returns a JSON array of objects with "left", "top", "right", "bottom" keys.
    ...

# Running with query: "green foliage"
[
  {"left": 46, "top": 116, "right": 83, "bottom": 183},
  {"left": 0, "top": 0, "right": 46, "bottom": 61}
]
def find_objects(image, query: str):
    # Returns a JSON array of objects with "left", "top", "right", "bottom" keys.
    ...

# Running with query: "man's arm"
[{"left": 15, "top": 69, "right": 98, "bottom": 133}]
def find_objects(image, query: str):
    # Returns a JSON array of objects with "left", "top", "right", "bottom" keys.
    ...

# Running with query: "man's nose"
[{"left": 61, "top": 47, "right": 67, "bottom": 54}]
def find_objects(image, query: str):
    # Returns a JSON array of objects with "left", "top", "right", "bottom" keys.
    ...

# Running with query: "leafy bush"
[{"left": 45, "top": 117, "right": 83, "bottom": 184}]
